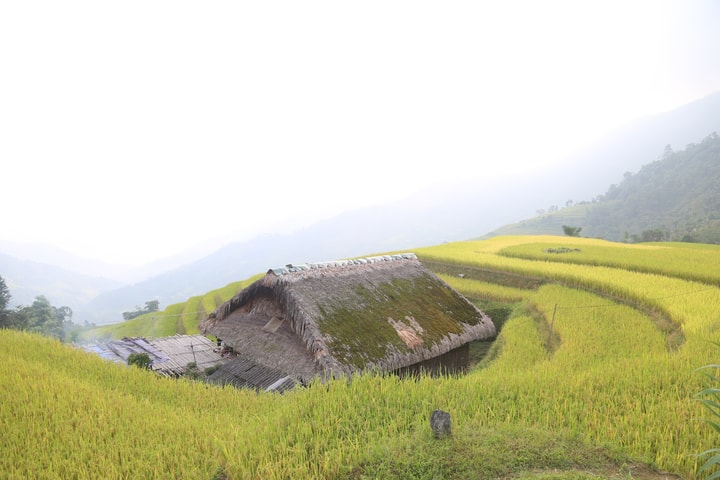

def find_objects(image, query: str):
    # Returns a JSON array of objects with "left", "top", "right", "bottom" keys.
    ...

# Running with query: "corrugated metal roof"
[
  {"left": 149, "top": 334, "right": 224, "bottom": 376},
  {"left": 79, "top": 335, "right": 299, "bottom": 391},
  {"left": 206, "top": 356, "right": 297, "bottom": 393},
  {"left": 79, "top": 337, "right": 170, "bottom": 366},
  {"left": 78, "top": 334, "right": 226, "bottom": 377}
]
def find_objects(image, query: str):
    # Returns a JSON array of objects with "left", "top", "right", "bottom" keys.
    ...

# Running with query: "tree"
[
  {"left": 127, "top": 352, "right": 152, "bottom": 369},
  {"left": 0, "top": 278, "right": 75, "bottom": 340},
  {"left": 0, "top": 275, "right": 11, "bottom": 328},
  {"left": 21, "top": 296, "right": 64, "bottom": 340},
  {"left": 662, "top": 144, "right": 674, "bottom": 160},
  {"left": 562, "top": 225, "right": 582, "bottom": 237},
  {"left": 56, "top": 306, "right": 73, "bottom": 325},
  {"left": 7, "top": 296, "right": 75, "bottom": 340},
  {"left": 144, "top": 300, "right": 159, "bottom": 313},
  {"left": 122, "top": 300, "right": 160, "bottom": 321},
  {"left": 0, "top": 275, "right": 10, "bottom": 311},
  {"left": 640, "top": 228, "right": 666, "bottom": 242}
]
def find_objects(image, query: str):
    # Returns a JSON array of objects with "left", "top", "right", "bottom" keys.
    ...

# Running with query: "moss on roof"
[
  {"left": 203, "top": 255, "right": 495, "bottom": 376},
  {"left": 315, "top": 272, "right": 487, "bottom": 369}
]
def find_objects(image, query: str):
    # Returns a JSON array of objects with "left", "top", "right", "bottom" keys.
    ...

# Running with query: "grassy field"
[
  {"left": 482, "top": 204, "right": 592, "bottom": 238},
  {"left": 3, "top": 235, "right": 720, "bottom": 479},
  {"left": 77, "top": 275, "right": 262, "bottom": 341}
]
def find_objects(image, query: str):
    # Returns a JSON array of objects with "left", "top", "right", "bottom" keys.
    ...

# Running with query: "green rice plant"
[
  {"left": 201, "top": 291, "right": 220, "bottom": 316},
  {"left": 499, "top": 239, "right": 720, "bottom": 285},
  {"left": 78, "top": 303, "right": 183, "bottom": 340},
  {"left": 78, "top": 278, "right": 258, "bottom": 341},
  {"left": 179, "top": 295, "right": 203, "bottom": 334},
  {"left": 0, "top": 318, "right": 713, "bottom": 479},
  {"left": 439, "top": 274, "right": 528, "bottom": 303},
  {"left": 469, "top": 316, "right": 707, "bottom": 473},
  {"left": 7, "top": 238, "right": 720, "bottom": 479},
  {"left": 695, "top": 343, "right": 720, "bottom": 479},
  {"left": 418, "top": 238, "right": 720, "bottom": 338}
]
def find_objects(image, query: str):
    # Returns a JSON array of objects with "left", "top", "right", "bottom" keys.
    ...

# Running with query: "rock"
[{"left": 430, "top": 409, "right": 452, "bottom": 439}]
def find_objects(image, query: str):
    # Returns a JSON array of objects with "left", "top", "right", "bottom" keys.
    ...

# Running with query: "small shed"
[
  {"left": 149, "top": 334, "right": 226, "bottom": 376},
  {"left": 206, "top": 355, "right": 297, "bottom": 393},
  {"left": 200, "top": 253, "right": 495, "bottom": 387},
  {"left": 80, "top": 337, "right": 168, "bottom": 366},
  {"left": 79, "top": 334, "right": 226, "bottom": 377}
]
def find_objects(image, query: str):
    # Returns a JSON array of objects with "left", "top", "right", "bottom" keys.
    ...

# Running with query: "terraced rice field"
[{"left": 3, "top": 236, "right": 719, "bottom": 478}]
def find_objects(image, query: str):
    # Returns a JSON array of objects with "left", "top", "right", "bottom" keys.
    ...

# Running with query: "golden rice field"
[{"left": 2, "top": 235, "right": 720, "bottom": 479}]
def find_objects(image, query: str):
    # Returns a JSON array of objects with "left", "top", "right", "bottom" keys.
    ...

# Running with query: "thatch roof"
[{"left": 200, "top": 253, "right": 495, "bottom": 383}]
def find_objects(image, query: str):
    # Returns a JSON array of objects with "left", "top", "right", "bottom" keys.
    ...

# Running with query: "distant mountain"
[
  {"left": 0, "top": 240, "right": 228, "bottom": 324},
  {"left": 487, "top": 132, "right": 720, "bottom": 243},
  {"left": 584, "top": 132, "right": 720, "bottom": 242},
  {"left": 6, "top": 91, "right": 720, "bottom": 324},
  {"left": 0, "top": 241, "right": 136, "bottom": 283},
  {"left": 84, "top": 193, "right": 510, "bottom": 324},
  {"left": 0, "top": 253, "right": 122, "bottom": 318},
  {"left": 542, "top": 91, "right": 720, "bottom": 205},
  {"left": 0, "top": 240, "right": 217, "bottom": 284}
]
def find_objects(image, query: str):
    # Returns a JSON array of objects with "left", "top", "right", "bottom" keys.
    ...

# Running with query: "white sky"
[{"left": 2, "top": 0, "right": 720, "bottom": 266}]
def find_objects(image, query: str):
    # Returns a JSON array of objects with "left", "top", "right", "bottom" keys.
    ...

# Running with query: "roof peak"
[{"left": 269, "top": 253, "right": 417, "bottom": 276}]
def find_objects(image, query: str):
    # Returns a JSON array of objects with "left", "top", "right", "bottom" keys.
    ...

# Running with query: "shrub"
[{"left": 127, "top": 352, "right": 151, "bottom": 369}]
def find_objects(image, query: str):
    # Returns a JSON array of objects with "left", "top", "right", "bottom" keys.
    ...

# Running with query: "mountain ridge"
[
  {"left": 486, "top": 132, "right": 720, "bottom": 242},
  {"left": 3, "top": 90, "right": 720, "bottom": 324}
]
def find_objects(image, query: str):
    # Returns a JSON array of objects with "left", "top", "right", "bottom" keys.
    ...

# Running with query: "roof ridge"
[{"left": 269, "top": 253, "right": 417, "bottom": 276}]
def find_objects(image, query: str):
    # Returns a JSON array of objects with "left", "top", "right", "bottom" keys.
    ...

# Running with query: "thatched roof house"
[{"left": 200, "top": 253, "right": 495, "bottom": 385}]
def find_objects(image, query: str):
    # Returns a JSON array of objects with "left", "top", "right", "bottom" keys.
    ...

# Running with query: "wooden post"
[{"left": 548, "top": 304, "right": 557, "bottom": 344}]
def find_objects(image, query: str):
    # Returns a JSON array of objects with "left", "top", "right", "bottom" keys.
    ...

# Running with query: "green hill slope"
[
  {"left": 5, "top": 236, "right": 720, "bottom": 478},
  {"left": 483, "top": 203, "right": 593, "bottom": 238},
  {"left": 587, "top": 132, "right": 720, "bottom": 242},
  {"left": 488, "top": 132, "right": 720, "bottom": 243},
  {"left": 78, "top": 275, "right": 261, "bottom": 341}
]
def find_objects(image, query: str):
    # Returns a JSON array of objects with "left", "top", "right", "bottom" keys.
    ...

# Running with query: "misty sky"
[{"left": 2, "top": 1, "right": 720, "bottom": 266}]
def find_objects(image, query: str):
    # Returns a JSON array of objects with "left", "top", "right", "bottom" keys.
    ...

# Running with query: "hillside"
[
  {"left": 4, "top": 91, "right": 711, "bottom": 325},
  {"left": 586, "top": 132, "right": 720, "bottom": 242},
  {"left": 0, "top": 252, "right": 121, "bottom": 313},
  {"left": 6, "top": 236, "right": 720, "bottom": 479},
  {"left": 79, "top": 276, "right": 260, "bottom": 341},
  {"left": 488, "top": 131, "right": 720, "bottom": 242},
  {"left": 543, "top": 91, "right": 720, "bottom": 202}
]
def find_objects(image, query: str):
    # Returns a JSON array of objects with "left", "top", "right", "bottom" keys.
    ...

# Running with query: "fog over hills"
[
  {"left": 0, "top": 252, "right": 121, "bottom": 318},
  {"left": 2, "top": 91, "right": 720, "bottom": 324},
  {"left": 520, "top": 90, "right": 720, "bottom": 210}
]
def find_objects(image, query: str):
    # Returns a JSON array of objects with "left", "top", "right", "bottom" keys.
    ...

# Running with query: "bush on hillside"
[{"left": 127, "top": 353, "right": 152, "bottom": 369}]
